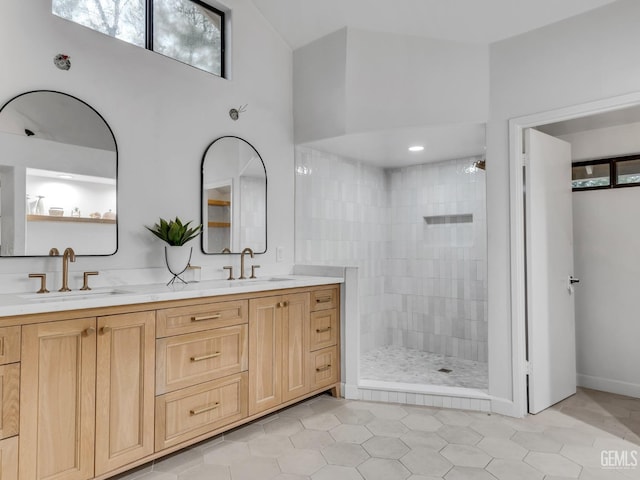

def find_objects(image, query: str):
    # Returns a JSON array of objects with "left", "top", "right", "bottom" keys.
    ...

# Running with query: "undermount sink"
[
  {"left": 19, "top": 288, "right": 132, "bottom": 302},
  {"left": 230, "top": 277, "right": 293, "bottom": 286}
]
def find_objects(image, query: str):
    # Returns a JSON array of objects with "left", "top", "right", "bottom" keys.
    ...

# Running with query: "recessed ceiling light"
[{"left": 408, "top": 145, "right": 424, "bottom": 152}]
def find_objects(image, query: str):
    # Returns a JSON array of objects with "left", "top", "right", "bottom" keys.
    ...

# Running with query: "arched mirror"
[
  {"left": 0, "top": 91, "right": 117, "bottom": 256},
  {"left": 201, "top": 136, "right": 267, "bottom": 254}
]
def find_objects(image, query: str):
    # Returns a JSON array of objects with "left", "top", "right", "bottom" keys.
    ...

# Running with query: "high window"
[
  {"left": 572, "top": 154, "right": 640, "bottom": 190},
  {"left": 53, "top": 0, "right": 225, "bottom": 77}
]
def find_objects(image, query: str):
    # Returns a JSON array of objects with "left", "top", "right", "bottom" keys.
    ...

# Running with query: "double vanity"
[
  {"left": 0, "top": 275, "right": 342, "bottom": 480},
  {"left": 0, "top": 90, "right": 339, "bottom": 480}
]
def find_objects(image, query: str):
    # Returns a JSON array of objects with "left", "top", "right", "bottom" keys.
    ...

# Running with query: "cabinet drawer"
[
  {"left": 0, "top": 364, "right": 19, "bottom": 440},
  {"left": 156, "top": 325, "right": 248, "bottom": 394},
  {"left": 0, "top": 327, "right": 20, "bottom": 365},
  {"left": 155, "top": 372, "right": 248, "bottom": 451},
  {"left": 310, "top": 287, "right": 338, "bottom": 312},
  {"left": 309, "top": 346, "right": 339, "bottom": 390},
  {"left": 156, "top": 300, "right": 248, "bottom": 337},
  {"left": 0, "top": 436, "right": 18, "bottom": 480},
  {"left": 310, "top": 309, "right": 337, "bottom": 351}
]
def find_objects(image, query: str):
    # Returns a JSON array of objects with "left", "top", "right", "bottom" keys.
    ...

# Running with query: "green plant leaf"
[{"left": 145, "top": 217, "right": 202, "bottom": 246}]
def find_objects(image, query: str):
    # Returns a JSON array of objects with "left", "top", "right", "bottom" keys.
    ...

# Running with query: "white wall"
[
  {"left": 488, "top": 0, "right": 640, "bottom": 409},
  {"left": 558, "top": 121, "right": 640, "bottom": 161},
  {"left": 572, "top": 188, "right": 640, "bottom": 397},
  {"left": 559, "top": 122, "right": 640, "bottom": 397},
  {"left": 294, "top": 28, "right": 489, "bottom": 144},
  {"left": 293, "top": 29, "right": 347, "bottom": 144},
  {"left": 345, "top": 29, "right": 488, "bottom": 134},
  {"left": 0, "top": 0, "right": 293, "bottom": 292}
]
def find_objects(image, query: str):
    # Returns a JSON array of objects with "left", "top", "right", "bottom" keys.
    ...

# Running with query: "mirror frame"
[
  {"left": 200, "top": 135, "right": 267, "bottom": 255},
  {"left": 0, "top": 90, "right": 118, "bottom": 257}
]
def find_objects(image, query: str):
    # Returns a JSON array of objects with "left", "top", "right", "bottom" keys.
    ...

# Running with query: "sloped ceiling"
[{"left": 249, "top": 0, "right": 618, "bottom": 49}]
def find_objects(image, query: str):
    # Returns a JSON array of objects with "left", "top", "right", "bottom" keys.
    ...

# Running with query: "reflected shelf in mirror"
[{"left": 0, "top": 90, "right": 118, "bottom": 257}]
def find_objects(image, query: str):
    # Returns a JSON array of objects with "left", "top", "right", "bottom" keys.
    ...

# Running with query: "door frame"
[{"left": 508, "top": 91, "right": 640, "bottom": 417}]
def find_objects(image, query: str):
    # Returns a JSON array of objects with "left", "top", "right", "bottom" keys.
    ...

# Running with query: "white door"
[{"left": 525, "top": 128, "right": 577, "bottom": 414}]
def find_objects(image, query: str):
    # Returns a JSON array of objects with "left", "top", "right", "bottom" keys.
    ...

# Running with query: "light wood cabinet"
[
  {"left": 155, "top": 372, "right": 247, "bottom": 450},
  {"left": 249, "top": 293, "right": 311, "bottom": 415},
  {"left": 0, "top": 364, "right": 20, "bottom": 440},
  {"left": 4, "top": 282, "right": 340, "bottom": 480},
  {"left": 156, "top": 324, "right": 248, "bottom": 395},
  {"left": 282, "top": 293, "right": 311, "bottom": 402},
  {"left": 156, "top": 300, "right": 247, "bottom": 337},
  {"left": 310, "top": 346, "right": 339, "bottom": 390},
  {"left": 20, "top": 312, "right": 156, "bottom": 480},
  {"left": 0, "top": 325, "right": 20, "bottom": 480},
  {"left": 0, "top": 436, "right": 18, "bottom": 480},
  {"left": 309, "top": 286, "right": 340, "bottom": 395},
  {"left": 20, "top": 318, "right": 97, "bottom": 480},
  {"left": 0, "top": 327, "right": 21, "bottom": 365},
  {"left": 248, "top": 296, "right": 283, "bottom": 415},
  {"left": 95, "top": 312, "right": 155, "bottom": 476}
]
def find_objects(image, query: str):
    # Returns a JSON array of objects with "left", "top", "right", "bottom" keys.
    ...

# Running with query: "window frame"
[
  {"left": 572, "top": 154, "right": 640, "bottom": 192},
  {"left": 54, "top": 0, "right": 226, "bottom": 78}
]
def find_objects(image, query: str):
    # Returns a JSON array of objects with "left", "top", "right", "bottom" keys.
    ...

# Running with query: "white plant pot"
[{"left": 165, "top": 245, "right": 192, "bottom": 277}]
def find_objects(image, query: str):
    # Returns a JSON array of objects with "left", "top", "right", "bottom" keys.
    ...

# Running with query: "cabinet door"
[
  {"left": 95, "top": 312, "right": 155, "bottom": 475},
  {"left": 20, "top": 318, "right": 96, "bottom": 480},
  {"left": 0, "top": 363, "right": 20, "bottom": 440},
  {"left": 248, "top": 297, "right": 282, "bottom": 415},
  {"left": 281, "top": 293, "right": 310, "bottom": 402},
  {"left": 0, "top": 436, "right": 18, "bottom": 480}
]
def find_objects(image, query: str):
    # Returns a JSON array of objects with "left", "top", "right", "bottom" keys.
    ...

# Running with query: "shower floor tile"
[{"left": 360, "top": 345, "right": 488, "bottom": 391}]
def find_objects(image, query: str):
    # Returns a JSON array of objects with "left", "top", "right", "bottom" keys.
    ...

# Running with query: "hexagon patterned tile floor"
[{"left": 114, "top": 388, "right": 640, "bottom": 480}]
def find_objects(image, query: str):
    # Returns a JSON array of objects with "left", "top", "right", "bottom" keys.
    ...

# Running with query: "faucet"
[
  {"left": 59, "top": 247, "right": 76, "bottom": 292},
  {"left": 239, "top": 247, "right": 254, "bottom": 280}
]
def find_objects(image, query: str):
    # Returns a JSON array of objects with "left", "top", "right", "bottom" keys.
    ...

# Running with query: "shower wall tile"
[
  {"left": 295, "top": 146, "right": 390, "bottom": 353},
  {"left": 294, "top": 147, "right": 488, "bottom": 361},
  {"left": 386, "top": 158, "right": 488, "bottom": 361}
]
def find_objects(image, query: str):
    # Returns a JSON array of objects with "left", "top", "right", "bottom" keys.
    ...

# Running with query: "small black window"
[
  {"left": 53, "top": 0, "right": 225, "bottom": 77},
  {"left": 572, "top": 162, "right": 610, "bottom": 189},
  {"left": 572, "top": 154, "right": 640, "bottom": 191},
  {"left": 615, "top": 157, "right": 640, "bottom": 186}
]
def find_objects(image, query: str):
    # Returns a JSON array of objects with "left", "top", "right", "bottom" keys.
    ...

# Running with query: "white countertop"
[{"left": 0, "top": 275, "right": 344, "bottom": 317}]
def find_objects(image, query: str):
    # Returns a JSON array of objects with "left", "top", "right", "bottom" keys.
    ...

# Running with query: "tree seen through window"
[{"left": 52, "top": 0, "right": 224, "bottom": 76}]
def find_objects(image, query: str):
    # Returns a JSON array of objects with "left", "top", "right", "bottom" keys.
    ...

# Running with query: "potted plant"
[{"left": 146, "top": 217, "right": 202, "bottom": 284}]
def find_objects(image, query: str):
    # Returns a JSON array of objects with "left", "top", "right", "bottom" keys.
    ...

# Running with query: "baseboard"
[{"left": 578, "top": 374, "right": 640, "bottom": 398}]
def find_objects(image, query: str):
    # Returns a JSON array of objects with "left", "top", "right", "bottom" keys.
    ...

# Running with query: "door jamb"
[{"left": 509, "top": 92, "right": 640, "bottom": 417}]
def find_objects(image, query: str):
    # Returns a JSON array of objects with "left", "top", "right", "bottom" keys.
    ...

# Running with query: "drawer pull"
[
  {"left": 316, "top": 327, "right": 332, "bottom": 333},
  {"left": 191, "top": 352, "right": 222, "bottom": 362},
  {"left": 82, "top": 327, "right": 95, "bottom": 337},
  {"left": 277, "top": 302, "right": 288, "bottom": 308},
  {"left": 316, "top": 296, "right": 332, "bottom": 304},
  {"left": 100, "top": 326, "right": 111, "bottom": 335},
  {"left": 316, "top": 364, "right": 331, "bottom": 372},
  {"left": 190, "top": 402, "right": 220, "bottom": 416},
  {"left": 191, "top": 313, "right": 222, "bottom": 322}
]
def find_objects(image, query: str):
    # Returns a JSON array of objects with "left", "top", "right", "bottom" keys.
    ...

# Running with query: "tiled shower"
[{"left": 295, "top": 146, "right": 488, "bottom": 392}]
